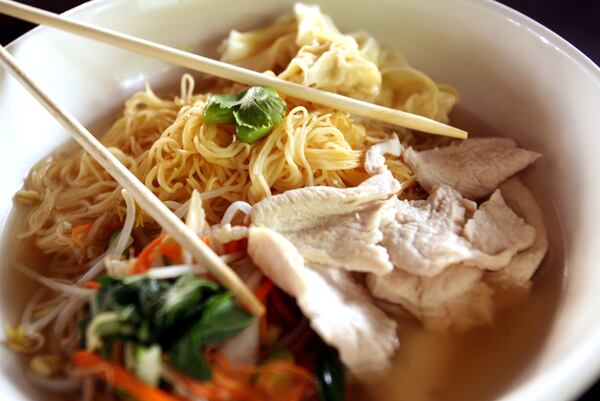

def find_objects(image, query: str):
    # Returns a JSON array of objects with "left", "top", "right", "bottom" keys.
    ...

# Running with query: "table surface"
[{"left": 1, "top": 1, "right": 599, "bottom": 400}]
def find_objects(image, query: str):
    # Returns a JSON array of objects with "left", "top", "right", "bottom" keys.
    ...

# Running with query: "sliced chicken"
[
  {"left": 364, "top": 134, "right": 402, "bottom": 175},
  {"left": 487, "top": 177, "right": 548, "bottom": 287},
  {"left": 251, "top": 173, "right": 400, "bottom": 275},
  {"left": 403, "top": 137, "right": 541, "bottom": 200},
  {"left": 463, "top": 189, "right": 536, "bottom": 256},
  {"left": 381, "top": 186, "right": 536, "bottom": 277},
  {"left": 367, "top": 265, "right": 494, "bottom": 330},
  {"left": 248, "top": 227, "right": 399, "bottom": 374}
]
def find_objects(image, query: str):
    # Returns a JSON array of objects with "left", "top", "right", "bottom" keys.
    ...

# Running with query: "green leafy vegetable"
[
  {"left": 157, "top": 275, "right": 219, "bottom": 329},
  {"left": 203, "top": 93, "right": 239, "bottom": 125},
  {"left": 203, "top": 86, "right": 286, "bottom": 144},
  {"left": 85, "top": 275, "right": 254, "bottom": 383},
  {"left": 235, "top": 124, "right": 274, "bottom": 144},
  {"left": 317, "top": 345, "right": 346, "bottom": 401},
  {"left": 169, "top": 292, "right": 254, "bottom": 380},
  {"left": 232, "top": 87, "right": 286, "bottom": 128}
]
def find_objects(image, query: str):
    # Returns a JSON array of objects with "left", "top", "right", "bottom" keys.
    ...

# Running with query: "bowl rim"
[{"left": 4, "top": 0, "right": 600, "bottom": 400}]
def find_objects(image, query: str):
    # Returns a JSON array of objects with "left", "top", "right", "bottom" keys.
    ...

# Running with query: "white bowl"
[{"left": 1, "top": 1, "right": 599, "bottom": 400}]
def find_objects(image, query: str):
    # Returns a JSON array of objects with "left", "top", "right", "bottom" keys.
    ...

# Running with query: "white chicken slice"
[
  {"left": 403, "top": 137, "right": 541, "bottom": 200},
  {"left": 486, "top": 177, "right": 548, "bottom": 288},
  {"left": 367, "top": 265, "right": 494, "bottom": 330},
  {"left": 364, "top": 134, "right": 402, "bottom": 175},
  {"left": 251, "top": 172, "right": 400, "bottom": 275},
  {"left": 381, "top": 186, "right": 536, "bottom": 277},
  {"left": 247, "top": 227, "right": 399, "bottom": 374}
]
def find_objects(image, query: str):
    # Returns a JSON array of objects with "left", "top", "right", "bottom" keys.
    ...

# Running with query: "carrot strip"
[
  {"left": 133, "top": 235, "right": 165, "bottom": 273},
  {"left": 83, "top": 281, "right": 100, "bottom": 290},
  {"left": 223, "top": 238, "right": 247, "bottom": 254},
  {"left": 71, "top": 223, "right": 93, "bottom": 248},
  {"left": 200, "top": 235, "right": 211, "bottom": 246},
  {"left": 260, "top": 314, "right": 269, "bottom": 345},
  {"left": 177, "top": 354, "right": 315, "bottom": 401},
  {"left": 160, "top": 240, "right": 182, "bottom": 265},
  {"left": 72, "top": 351, "right": 180, "bottom": 401},
  {"left": 254, "top": 279, "right": 274, "bottom": 302}
]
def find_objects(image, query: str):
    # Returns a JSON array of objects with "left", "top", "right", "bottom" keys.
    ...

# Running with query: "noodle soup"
[{"left": 0, "top": 3, "right": 568, "bottom": 401}]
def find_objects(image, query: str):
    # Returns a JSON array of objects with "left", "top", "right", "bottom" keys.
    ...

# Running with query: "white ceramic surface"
[{"left": 1, "top": 0, "right": 599, "bottom": 400}]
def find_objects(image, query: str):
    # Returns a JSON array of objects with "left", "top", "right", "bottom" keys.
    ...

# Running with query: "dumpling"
[{"left": 218, "top": 3, "right": 457, "bottom": 122}]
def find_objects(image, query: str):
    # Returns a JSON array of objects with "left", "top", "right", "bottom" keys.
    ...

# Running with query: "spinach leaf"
[
  {"left": 169, "top": 292, "right": 254, "bottom": 380},
  {"left": 317, "top": 344, "right": 346, "bottom": 401}
]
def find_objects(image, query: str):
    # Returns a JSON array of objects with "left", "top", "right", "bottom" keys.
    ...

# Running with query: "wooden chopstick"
[
  {"left": 0, "top": 44, "right": 265, "bottom": 317},
  {"left": 0, "top": 0, "right": 468, "bottom": 139}
]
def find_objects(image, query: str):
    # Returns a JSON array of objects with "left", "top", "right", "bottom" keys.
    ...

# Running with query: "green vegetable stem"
[{"left": 317, "top": 344, "right": 346, "bottom": 401}]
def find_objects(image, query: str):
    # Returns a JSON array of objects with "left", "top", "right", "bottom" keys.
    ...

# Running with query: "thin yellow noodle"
[{"left": 17, "top": 74, "right": 439, "bottom": 263}]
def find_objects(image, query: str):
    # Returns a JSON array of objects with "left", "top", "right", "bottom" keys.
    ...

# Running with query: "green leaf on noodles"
[
  {"left": 233, "top": 87, "right": 285, "bottom": 128},
  {"left": 203, "top": 86, "right": 286, "bottom": 144},
  {"left": 203, "top": 93, "right": 239, "bottom": 125}
]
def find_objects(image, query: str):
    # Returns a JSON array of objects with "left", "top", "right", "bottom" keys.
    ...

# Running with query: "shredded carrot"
[
  {"left": 83, "top": 281, "right": 100, "bottom": 290},
  {"left": 201, "top": 235, "right": 211, "bottom": 246},
  {"left": 71, "top": 223, "right": 93, "bottom": 248},
  {"left": 160, "top": 239, "right": 182, "bottom": 265},
  {"left": 72, "top": 351, "right": 180, "bottom": 401},
  {"left": 177, "top": 354, "right": 315, "bottom": 401},
  {"left": 178, "top": 371, "right": 261, "bottom": 401},
  {"left": 260, "top": 314, "right": 269, "bottom": 345},
  {"left": 223, "top": 238, "right": 247, "bottom": 254},
  {"left": 133, "top": 235, "right": 165, "bottom": 273},
  {"left": 255, "top": 279, "right": 275, "bottom": 302}
]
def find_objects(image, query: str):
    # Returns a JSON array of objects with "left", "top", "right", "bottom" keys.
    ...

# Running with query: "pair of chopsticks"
[{"left": 0, "top": 0, "right": 468, "bottom": 316}]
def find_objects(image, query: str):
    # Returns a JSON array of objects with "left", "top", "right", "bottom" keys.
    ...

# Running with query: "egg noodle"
[{"left": 17, "top": 7, "right": 457, "bottom": 265}]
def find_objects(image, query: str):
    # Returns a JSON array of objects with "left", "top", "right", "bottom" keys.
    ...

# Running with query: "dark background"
[{"left": 1, "top": 1, "right": 599, "bottom": 400}]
